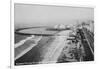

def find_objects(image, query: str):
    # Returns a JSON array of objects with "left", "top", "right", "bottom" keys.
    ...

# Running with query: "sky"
[{"left": 14, "top": 3, "right": 94, "bottom": 29}]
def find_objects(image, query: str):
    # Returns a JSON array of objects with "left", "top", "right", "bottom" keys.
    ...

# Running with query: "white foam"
[
  {"left": 15, "top": 35, "right": 35, "bottom": 48},
  {"left": 15, "top": 35, "right": 42, "bottom": 60}
]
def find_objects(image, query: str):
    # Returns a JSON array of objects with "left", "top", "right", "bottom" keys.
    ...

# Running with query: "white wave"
[
  {"left": 15, "top": 35, "right": 35, "bottom": 48},
  {"left": 15, "top": 35, "right": 42, "bottom": 60}
]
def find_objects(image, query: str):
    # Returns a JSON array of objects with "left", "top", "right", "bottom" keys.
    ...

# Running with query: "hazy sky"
[{"left": 14, "top": 3, "right": 94, "bottom": 28}]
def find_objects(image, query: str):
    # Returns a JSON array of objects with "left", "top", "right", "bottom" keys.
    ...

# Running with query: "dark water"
[
  {"left": 15, "top": 36, "right": 55, "bottom": 65},
  {"left": 15, "top": 34, "right": 31, "bottom": 44}
]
